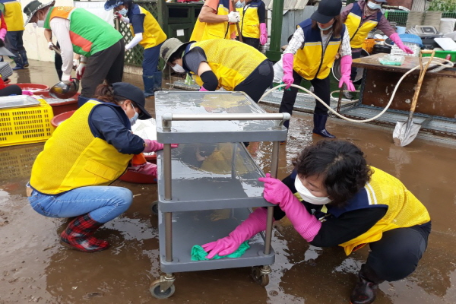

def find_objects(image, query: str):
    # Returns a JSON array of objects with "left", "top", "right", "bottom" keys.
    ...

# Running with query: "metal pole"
[
  {"left": 265, "top": 0, "right": 284, "bottom": 62},
  {"left": 264, "top": 140, "right": 280, "bottom": 255},
  {"left": 163, "top": 143, "right": 173, "bottom": 262},
  {"left": 270, "top": 141, "right": 279, "bottom": 178}
]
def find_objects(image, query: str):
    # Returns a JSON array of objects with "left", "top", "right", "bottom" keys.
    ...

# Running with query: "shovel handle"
[{"left": 408, "top": 50, "right": 435, "bottom": 116}]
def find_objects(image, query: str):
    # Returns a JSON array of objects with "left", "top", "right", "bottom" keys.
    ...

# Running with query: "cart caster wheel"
[
  {"left": 150, "top": 280, "right": 175, "bottom": 299},
  {"left": 251, "top": 267, "right": 269, "bottom": 286},
  {"left": 151, "top": 201, "right": 158, "bottom": 215}
]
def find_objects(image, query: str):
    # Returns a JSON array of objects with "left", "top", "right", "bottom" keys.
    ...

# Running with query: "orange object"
[
  {"left": 131, "top": 153, "right": 147, "bottom": 166},
  {"left": 362, "top": 38, "right": 375, "bottom": 54}
]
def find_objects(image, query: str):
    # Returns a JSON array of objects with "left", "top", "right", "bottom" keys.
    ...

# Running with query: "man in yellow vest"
[
  {"left": 1, "top": 0, "right": 29, "bottom": 70},
  {"left": 190, "top": 0, "right": 240, "bottom": 41},
  {"left": 105, "top": 0, "right": 167, "bottom": 97},
  {"left": 160, "top": 37, "right": 273, "bottom": 103},
  {"left": 341, "top": 0, "right": 413, "bottom": 99},
  {"left": 204, "top": 139, "right": 431, "bottom": 304}
]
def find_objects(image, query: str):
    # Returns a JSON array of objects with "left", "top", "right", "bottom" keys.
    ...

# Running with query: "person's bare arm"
[{"left": 198, "top": 6, "right": 228, "bottom": 23}]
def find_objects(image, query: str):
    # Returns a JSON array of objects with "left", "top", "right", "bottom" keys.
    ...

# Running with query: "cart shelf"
[
  {"left": 156, "top": 142, "right": 273, "bottom": 212},
  {"left": 158, "top": 208, "right": 275, "bottom": 273}
]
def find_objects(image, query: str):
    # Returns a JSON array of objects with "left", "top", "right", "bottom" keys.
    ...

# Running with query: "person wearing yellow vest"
[
  {"left": 280, "top": 0, "right": 355, "bottom": 139},
  {"left": 27, "top": 82, "right": 171, "bottom": 253},
  {"left": 1, "top": 0, "right": 28, "bottom": 70},
  {"left": 160, "top": 38, "right": 273, "bottom": 103},
  {"left": 204, "top": 139, "right": 431, "bottom": 304},
  {"left": 104, "top": 0, "right": 167, "bottom": 97},
  {"left": 341, "top": 0, "right": 413, "bottom": 99},
  {"left": 235, "top": 0, "right": 267, "bottom": 50},
  {"left": 23, "top": 1, "right": 125, "bottom": 107},
  {"left": 190, "top": 0, "right": 239, "bottom": 42}
]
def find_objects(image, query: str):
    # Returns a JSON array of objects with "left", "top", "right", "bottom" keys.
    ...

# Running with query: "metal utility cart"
[{"left": 151, "top": 91, "right": 289, "bottom": 299}]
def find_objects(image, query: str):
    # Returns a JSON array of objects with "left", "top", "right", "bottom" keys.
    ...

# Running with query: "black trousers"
[
  {"left": 0, "top": 85, "right": 22, "bottom": 96},
  {"left": 365, "top": 224, "right": 430, "bottom": 281},
  {"left": 350, "top": 50, "right": 362, "bottom": 82},
  {"left": 81, "top": 39, "right": 125, "bottom": 98},
  {"left": 279, "top": 71, "right": 330, "bottom": 128},
  {"left": 242, "top": 36, "right": 260, "bottom": 50},
  {"left": 234, "top": 59, "right": 273, "bottom": 103}
]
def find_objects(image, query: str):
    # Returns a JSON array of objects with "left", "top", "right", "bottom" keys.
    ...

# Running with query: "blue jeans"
[
  {"left": 143, "top": 43, "right": 162, "bottom": 75},
  {"left": 5, "top": 31, "right": 28, "bottom": 66},
  {"left": 28, "top": 186, "right": 133, "bottom": 223}
]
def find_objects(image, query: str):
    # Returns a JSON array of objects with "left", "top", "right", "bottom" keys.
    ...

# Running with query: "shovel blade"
[{"left": 393, "top": 121, "right": 422, "bottom": 147}]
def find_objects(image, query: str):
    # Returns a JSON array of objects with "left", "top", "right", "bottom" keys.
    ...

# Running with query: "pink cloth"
[
  {"left": 199, "top": 86, "right": 208, "bottom": 91},
  {"left": 128, "top": 162, "right": 157, "bottom": 177},
  {"left": 22, "top": 90, "right": 33, "bottom": 96},
  {"left": 258, "top": 173, "right": 322, "bottom": 242},
  {"left": 390, "top": 33, "right": 414, "bottom": 55},
  {"left": 202, "top": 208, "right": 268, "bottom": 259},
  {"left": 0, "top": 28, "right": 6, "bottom": 41},
  {"left": 260, "top": 23, "right": 267, "bottom": 45},
  {"left": 339, "top": 55, "right": 355, "bottom": 91},
  {"left": 282, "top": 53, "right": 294, "bottom": 89}
]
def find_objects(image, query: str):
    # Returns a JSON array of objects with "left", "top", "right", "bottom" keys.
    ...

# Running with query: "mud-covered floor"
[{"left": 1, "top": 60, "right": 456, "bottom": 304}]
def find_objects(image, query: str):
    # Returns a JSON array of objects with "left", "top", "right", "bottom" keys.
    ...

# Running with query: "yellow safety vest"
[
  {"left": 237, "top": 4, "right": 260, "bottom": 38},
  {"left": 190, "top": 0, "right": 236, "bottom": 41},
  {"left": 131, "top": 5, "right": 167, "bottom": 49},
  {"left": 3, "top": 1, "right": 24, "bottom": 31},
  {"left": 293, "top": 19, "right": 343, "bottom": 80},
  {"left": 345, "top": 3, "right": 381, "bottom": 49},
  {"left": 30, "top": 101, "right": 133, "bottom": 195},
  {"left": 188, "top": 39, "right": 266, "bottom": 91},
  {"left": 339, "top": 167, "right": 431, "bottom": 255}
]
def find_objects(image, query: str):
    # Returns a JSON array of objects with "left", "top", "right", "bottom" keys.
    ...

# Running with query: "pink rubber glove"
[
  {"left": 22, "top": 90, "right": 33, "bottom": 96},
  {"left": 260, "top": 23, "right": 267, "bottom": 45},
  {"left": 390, "top": 33, "right": 414, "bottom": 55},
  {"left": 0, "top": 28, "right": 6, "bottom": 41},
  {"left": 258, "top": 173, "right": 321, "bottom": 242},
  {"left": 128, "top": 162, "right": 157, "bottom": 177},
  {"left": 199, "top": 86, "right": 208, "bottom": 91},
  {"left": 202, "top": 208, "right": 268, "bottom": 259},
  {"left": 282, "top": 53, "right": 295, "bottom": 89},
  {"left": 143, "top": 139, "right": 178, "bottom": 153},
  {"left": 339, "top": 55, "right": 356, "bottom": 92}
]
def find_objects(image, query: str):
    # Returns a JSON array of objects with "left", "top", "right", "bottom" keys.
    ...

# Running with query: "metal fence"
[{"left": 386, "top": 11, "right": 456, "bottom": 27}]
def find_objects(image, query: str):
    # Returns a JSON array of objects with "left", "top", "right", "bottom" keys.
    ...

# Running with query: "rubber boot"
[
  {"left": 153, "top": 71, "right": 163, "bottom": 92},
  {"left": 350, "top": 264, "right": 385, "bottom": 304},
  {"left": 143, "top": 75, "right": 155, "bottom": 97},
  {"left": 12, "top": 53, "right": 24, "bottom": 70},
  {"left": 78, "top": 95, "right": 90, "bottom": 108},
  {"left": 60, "top": 214, "right": 110, "bottom": 252},
  {"left": 312, "top": 113, "right": 336, "bottom": 138},
  {"left": 20, "top": 49, "right": 29, "bottom": 68}
]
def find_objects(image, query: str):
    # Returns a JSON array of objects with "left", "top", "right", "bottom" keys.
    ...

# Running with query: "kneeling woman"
[
  {"left": 203, "top": 139, "right": 431, "bottom": 304},
  {"left": 28, "top": 82, "right": 166, "bottom": 253}
]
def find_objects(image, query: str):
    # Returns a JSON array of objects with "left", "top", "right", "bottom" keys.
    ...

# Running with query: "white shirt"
[
  {"left": 284, "top": 26, "right": 352, "bottom": 57},
  {"left": 50, "top": 18, "right": 74, "bottom": 77}
]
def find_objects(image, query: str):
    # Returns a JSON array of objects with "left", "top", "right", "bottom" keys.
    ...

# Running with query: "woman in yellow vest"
[
  {"left": 104, "top": 0, "right": 167, "bottom": 97},
  {"left": 204, "top": 139, "right": 431, "bottom": 304},
  {"left": 190, "top": 0, "right": 239, "bottom": 42},
  {"left": 280, "top": 0, "right": 355, "bottom": 139},
  {"left": 235, "top": 0, "right": 267, "bottom": 50},
  {"left": 160, "top": 37, "right": 273, "bottom": 103},
  {"left": 341, "top": 0, "right": 413, "bottom": 99},
  {"left": 28, "top": 82, "right": 169, "bottom": 253}
]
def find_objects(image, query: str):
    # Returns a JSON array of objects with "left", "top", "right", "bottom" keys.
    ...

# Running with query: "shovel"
[
  {"left": 393, "top": 50, "right": 435, "bottom": 147},
  {"left": 230, "top": 0, "right": 243, "bottom": 42}
]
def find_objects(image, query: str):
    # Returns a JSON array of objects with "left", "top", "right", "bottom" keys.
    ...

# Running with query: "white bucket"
[{"left": 440, "top": 18, "right": 456, "bottom": 35}]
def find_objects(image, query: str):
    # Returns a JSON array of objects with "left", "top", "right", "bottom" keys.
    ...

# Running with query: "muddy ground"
[{"left": 1, "top": 61, "right": 456, "bottom": 304}]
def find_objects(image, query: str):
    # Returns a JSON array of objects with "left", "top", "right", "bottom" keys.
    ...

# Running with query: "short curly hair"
[{"left": 294, "top": 139, "right": 372, "bottom": 208}]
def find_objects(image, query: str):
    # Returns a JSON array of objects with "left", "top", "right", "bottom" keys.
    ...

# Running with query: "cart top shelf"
[{"left": 155, "top": 91, "right": 288, "bottom": 143}]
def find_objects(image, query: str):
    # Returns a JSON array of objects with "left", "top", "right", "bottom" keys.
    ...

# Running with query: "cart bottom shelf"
[{"left": 158, "top": 208, "right": 275, "bottom": 273}]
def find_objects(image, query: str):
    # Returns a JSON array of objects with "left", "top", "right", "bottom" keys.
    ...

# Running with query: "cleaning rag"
[{"left": 191, "top": 241, "right": 250, "bottom": 261}]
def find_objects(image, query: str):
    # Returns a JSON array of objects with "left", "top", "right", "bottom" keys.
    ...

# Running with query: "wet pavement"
[{"left": 1, "top": 60, "right": 456, "bottom": 303}]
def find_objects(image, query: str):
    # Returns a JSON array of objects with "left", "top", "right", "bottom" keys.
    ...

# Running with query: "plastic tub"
[
  {"left": 422, "top": 50, "right": 456, "bottom": 62},
  {"left": 8, "top": 83, "right": 49, "bottom": 92},
  {"left": 119, "top": 168, "right": 157, "bottom": 184},
  {"left": 36, "top": 91, "right": 79, "bottom": 116},
  {"left": 51, "top": 110, "right": 76, "bottom": 128}
]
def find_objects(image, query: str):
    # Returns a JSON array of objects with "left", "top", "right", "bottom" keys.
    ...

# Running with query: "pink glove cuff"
[
  {"left": 143, "top": 139, "right": 164, "bottom": 153},
  {"left": 0, "top": 28, "right": 6, "bottom": 40},
  {"left": 199, "top": 86, "right": 208, "bottom": 91}
]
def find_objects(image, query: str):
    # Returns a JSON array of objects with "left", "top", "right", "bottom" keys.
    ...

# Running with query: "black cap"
[
  {"left": 311, "top": 0, "right": 342, "bottom": 24},
  {"left": 112, "top": 82, "right": 152, "bottom": 120}
]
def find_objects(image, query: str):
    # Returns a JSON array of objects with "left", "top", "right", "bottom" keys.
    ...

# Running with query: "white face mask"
[
  {"left": 172, "top": 63, "right": 186, "bottom": 73},
  {"left": 129, "top": 104, "right": 139, "bottom": 126},
  {"left": 294, "top": 177, "right": 331, "bottom": 205},
  {"left": 318, "top": 23, "right": 333, "bottom": 31},
  {"left": 235, "top": 1, "right": 244, "bottom": 8},
  {"left": 36, "top": 20, "right": 45, "bottom": 28},
  {"left": 118, "top": 8, "right": 128, "bottom": 16},
  {"left": 367, "top": 1, "right": 382, "bottom": 10}
]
